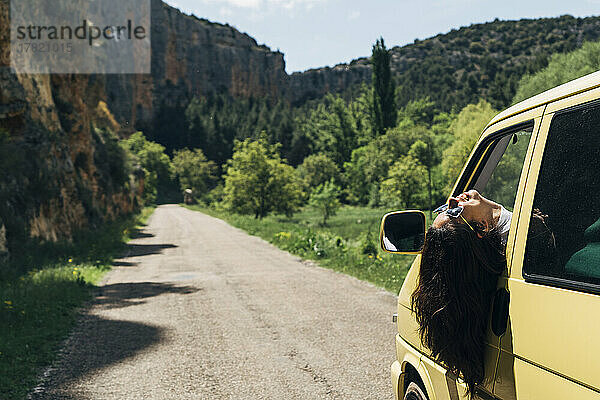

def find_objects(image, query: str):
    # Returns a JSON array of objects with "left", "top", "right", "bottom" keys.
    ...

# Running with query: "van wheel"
[{"left": 404, "top": 382, "right": 427, "bottom": 400}]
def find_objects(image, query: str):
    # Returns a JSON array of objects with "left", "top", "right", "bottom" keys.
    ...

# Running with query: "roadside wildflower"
[
  {"left": 275, "top": 231, "right": 292, "bottom": 240},
  {"left": 68, "top": 258, "right": 73, "bottom": 263},
  {"left": 368, "top": 255, "right": 374, "bottom": 259}
]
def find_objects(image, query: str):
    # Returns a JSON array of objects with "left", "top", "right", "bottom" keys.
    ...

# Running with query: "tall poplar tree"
[{"left": 371, "top": 37, "right": 397, "bottom": 135}]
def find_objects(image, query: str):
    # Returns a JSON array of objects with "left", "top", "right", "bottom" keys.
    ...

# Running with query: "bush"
[
  {"left": 308, "top": 179, "right": 341, "bottom": 225},
  {"left": 222, "top": 135, "right": 304, "bottom": 218},
  {"left": 273, "top": 229, "right": 346, "bottom": 258},
  {"left": 172, "top": 148, "right": 217, "bottom": 202},
  {"left": 121, "top": 132, "right": 174, "bottom": 204}
]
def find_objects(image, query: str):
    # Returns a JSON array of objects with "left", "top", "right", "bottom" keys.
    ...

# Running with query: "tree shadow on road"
[
  {"left": 121, "top": 243, "right": 178, "bottom": 258},
  {"left": 29, "top": 315, "right": 164, "bottom": 400},
  {"left": 95, "top": 282, "right": 200, "bottom": 309},
  {"left": 29, "top": 281, "right": 201, "bottom": 400},
  {"left": 129, "top": 229, "right": 154, "bottom": 239}
]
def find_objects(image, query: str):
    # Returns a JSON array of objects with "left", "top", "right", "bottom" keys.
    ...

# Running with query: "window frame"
[
  {"left": 452, "top": 120, "right": 535, "bottom": 198},
  {"left": 451, "top": 117, "right": 540, "bottom": 279},
  {"left": 522, "top": 99, "right": 600, "bottom": 296}
]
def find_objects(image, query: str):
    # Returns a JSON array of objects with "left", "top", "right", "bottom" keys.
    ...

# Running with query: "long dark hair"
[{"left": 411, "top": 222, "right": 505, "bottom": 397}]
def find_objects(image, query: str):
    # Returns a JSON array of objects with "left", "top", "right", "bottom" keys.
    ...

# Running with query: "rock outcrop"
[
  {"left": 0, "top": 0, "right": 290, "bottom": 258},
  {"left": 104, "top": 0, "right": 289, "bottom": 132},
  {"left": 0, "top": 1, "right": 144, "bottom": 260}
]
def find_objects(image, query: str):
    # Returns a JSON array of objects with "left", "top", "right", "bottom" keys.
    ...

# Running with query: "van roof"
[{"left": 486, "top": 70, "right": 600, "bottom": 128}]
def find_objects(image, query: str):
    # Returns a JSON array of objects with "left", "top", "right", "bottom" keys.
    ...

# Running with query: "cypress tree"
[{"left": 371, "top": 37, "right": 397, "bottom": 135}]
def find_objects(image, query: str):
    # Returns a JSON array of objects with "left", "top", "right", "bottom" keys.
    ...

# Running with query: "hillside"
[{"left": 291, "top": 15, "right": 600, "bottom": 110}]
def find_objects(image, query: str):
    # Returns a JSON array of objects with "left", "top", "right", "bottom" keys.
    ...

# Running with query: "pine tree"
[{"left": 371, "top": 37, "right": 397, "bottom": 136}]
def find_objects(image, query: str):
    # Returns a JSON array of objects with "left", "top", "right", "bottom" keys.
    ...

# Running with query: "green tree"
[
  {"left": 222, "top": 135, "right": 303, "bottom": 218},
  {"left": 171, "top": 148, "right": 217, "bottom": 202},
  {"left": 349, "top": 84, "right": 375, "bottom": 146},
  {"left": 441, "top": 101, "right": 497, "bottom": 193},
  {"left": 297, "top": 153, "right": 340, "bottom": 195},
  {"left": 513, "top": 41, "right": 600, "bottom": 103},
  {"left": 398, "top": 98, "right": 438, "bottom": 126},
  {"left": 380, "top": 155, "right": 428, "bottom": 209},
  {"left": 121, "top": 132, "right": 174, "bottom": 204},
  {"left": 343, "top": 123, "right": 425, "bottom": 205},
  {"left": 297, "top": 94, "right": 357, "bottom": 167},
  {"left": 309, "top": 179, "right": 341, "bottom": 226},
  {"left": 371, "top": 37, "right": 397, "bottom": 135},
  {"left": 408, "top": 136, "right": 439, "bottom": 215}
]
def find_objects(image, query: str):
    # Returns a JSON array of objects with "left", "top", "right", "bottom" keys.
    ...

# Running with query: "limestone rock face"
[
  {"left": 287, "top": 61, "right": 371, "bottom": 105},
  {"left": 0, "top": 1, "right": 142, "bottom": 254},
  {"left": 0, "top": 0, "right": 289, "bottom": 254},
  {"left": 104, "top": 0, "right": 289, "bottom": 131}
]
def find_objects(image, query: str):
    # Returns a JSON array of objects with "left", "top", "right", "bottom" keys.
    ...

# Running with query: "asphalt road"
[{"left": 31, "top": 205, "right": 398, "bottom": 400}]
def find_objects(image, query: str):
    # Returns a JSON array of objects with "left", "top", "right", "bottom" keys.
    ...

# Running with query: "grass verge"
[
  {"left": 185, "top": 205, "right": 417, "bottom": 293},
  {"left": 0, "top": 207, "right": 154, "bottom": 400}
]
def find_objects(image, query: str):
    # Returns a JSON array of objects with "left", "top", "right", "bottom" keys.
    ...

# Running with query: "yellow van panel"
[
  {"left": 494, "top": 348, "right": 517, "bottom": 400},
  {"left": 419, "top": 354, "right": 454, "bottom": 400},
  {"left": 508, "top": 278, "right": 600, "bottom": 391},
  {"left": 398, "top": 256, "right": 420, "bottom": 309},
  {"left": 391, "top": 360, "right": 402, "bottom": 400},
  {"left": 397, "top": 302, "right": 424, "bottom": 356},
  {"left": 544, "top": 83, "right": 600, "bottom": 114},
  {"left": 397, "top": 256, "right": 425, "bottom": 353},
  {"left": 514, "top": 358, "right": 600, "bottom": 400}
]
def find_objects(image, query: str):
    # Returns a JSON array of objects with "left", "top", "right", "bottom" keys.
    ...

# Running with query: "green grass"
[
  {"left": 186, "top": 205, "right": 418, "bottom": 293},
  {"left": 0, "top": 207, "right": 155, "bottom": 400}
]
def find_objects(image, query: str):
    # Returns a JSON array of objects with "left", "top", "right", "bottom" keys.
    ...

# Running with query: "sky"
[{"left": 164, "top": 0, "right": 600, "bottom": 73}]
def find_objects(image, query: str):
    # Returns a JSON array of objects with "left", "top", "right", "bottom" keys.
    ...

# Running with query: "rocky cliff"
[
  {"left": 0, "top": 0, "right": 292, "bottom": 261},
  {"left": 0, "top": 0, "right": 144, "bottom": 262},
  {"left": 105, "top": 0, "right": 289, "bottom": 132}
]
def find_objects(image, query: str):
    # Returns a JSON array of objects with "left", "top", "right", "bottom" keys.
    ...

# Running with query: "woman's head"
[
  {"left": 432, "top": 190, "right": 501, "bottom": 238},
  {"left": 411, "top": 216, "right": 505, "bottom": 397}
]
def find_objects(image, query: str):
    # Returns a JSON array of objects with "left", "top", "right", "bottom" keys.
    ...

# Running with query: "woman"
[{"left": 411, "top": 190, "right": 508, "bottom": 397}]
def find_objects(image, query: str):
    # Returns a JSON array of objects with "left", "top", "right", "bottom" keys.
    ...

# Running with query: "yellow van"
[{"left": 381, "top": 71, "right": 600, "bottom": 400}]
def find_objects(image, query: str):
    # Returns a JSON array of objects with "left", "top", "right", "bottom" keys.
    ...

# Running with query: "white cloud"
[
  {"left": 219, "top": 6, "right": 234, "bottom": 17},
  {"left": 348, "top": 10, "right": 360, "bottom": 20}
]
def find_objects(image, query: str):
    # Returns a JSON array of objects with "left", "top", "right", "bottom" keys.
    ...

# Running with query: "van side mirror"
[{"left": 380, "top": 211, "right": 426, "bottom": 254}]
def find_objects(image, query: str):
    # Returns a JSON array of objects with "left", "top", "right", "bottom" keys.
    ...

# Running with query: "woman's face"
[{"left": 432, "top": 190, "right": 497, "bottom": 234}]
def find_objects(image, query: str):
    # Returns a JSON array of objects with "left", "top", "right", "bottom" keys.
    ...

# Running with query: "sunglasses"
[{"left": 433, "top": 203, "right": 476, "bottom": 233}]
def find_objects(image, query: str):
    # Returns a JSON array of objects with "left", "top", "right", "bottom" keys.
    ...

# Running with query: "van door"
[
  {"left": 439, "top": 107, "right": 542, "bottom": 399},
  {"left": 508, "top": 89, "right": 600, "bottom": 398}
]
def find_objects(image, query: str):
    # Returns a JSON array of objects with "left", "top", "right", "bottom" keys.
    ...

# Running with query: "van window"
[
  {"left": 472, "top": 125, "right": 533, "bottom": 211},
  {"left": 456, "top": 123, "right": 533, "bottom": 214},
  {"left": 523, "top": 102, "right": 600, "bottom": 292}
]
